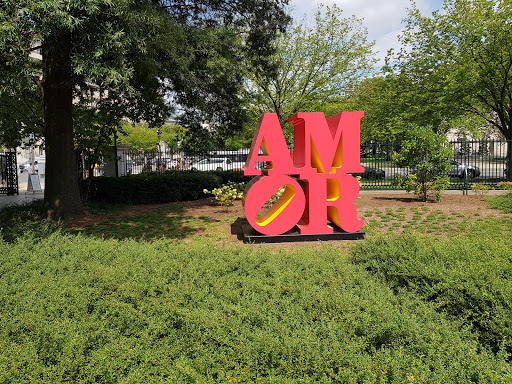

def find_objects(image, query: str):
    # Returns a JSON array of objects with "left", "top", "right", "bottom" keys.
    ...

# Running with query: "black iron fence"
[
  {"left": 0, "top": 152, "right": 18, "bottom": 195},
  {"left": 92, "top": 140, "right": 512, "bottom": 191},
  {"left": 358, "top": 140, "right": 512, "bottom": 190}
]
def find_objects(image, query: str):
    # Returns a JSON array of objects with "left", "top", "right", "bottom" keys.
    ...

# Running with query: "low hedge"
[
  {"left": 205, "top": 170, "right": 253, "bottom": 185},
  {"left": 351, "top": 233, "right": 512, "bottom": 357},
  {"left": 1, "top": 235, "right": 510, "bottom": 382},
  {"left": 85, "top": 171, "right": 222, "bottom": 205}
]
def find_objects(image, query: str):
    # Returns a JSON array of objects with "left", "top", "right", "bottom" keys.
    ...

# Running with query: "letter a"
[{"left": 244, "top": 113, "right": 295, "bottom": 176}]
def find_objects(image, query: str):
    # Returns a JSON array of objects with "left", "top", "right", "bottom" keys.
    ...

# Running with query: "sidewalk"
[
  {"left": 0, "top": 177, "right": 44, "bottom": 210},
  {"left": 0, "top": 191, "right": 43, "bottom": 210}
]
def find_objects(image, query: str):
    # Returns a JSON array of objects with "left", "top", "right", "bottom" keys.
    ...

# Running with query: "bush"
[
  {"left": 203, "top": 182, "right": 245, "bottom": 210},
  {"left": 498, "top": 181, "right": 512, "bottom": 191},
  {"left": 86, "top": 171, "right": 222, "bottom": 204},
  {"left": 206, "top": 169, "right": 253, "bottom": 185},
  {"left": 471, "top": 183, "right": 490, "bottom": 195},
  {"left": 0, "top": 200, "right": 60, "bottom": 242},
  {"left": 351, "top": 233, "right": 512, "bottom": 357},
  {"left": 395, "top": 173, "right": 450, "bottom": 202},
  {"left": 393, "top": 125, "right": 453, "bottom": 202},
  {"left": 0, "top": 235, "right": 509, "bottom": 382}
]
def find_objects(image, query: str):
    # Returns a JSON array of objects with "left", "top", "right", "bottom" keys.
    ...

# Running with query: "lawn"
[{"left": 1, "top": 193, "right": 512, "bottom": 382}]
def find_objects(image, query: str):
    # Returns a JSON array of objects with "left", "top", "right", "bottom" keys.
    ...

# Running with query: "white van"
[{"left": 189, "top": 157, "right": 245, "bottom": 171}]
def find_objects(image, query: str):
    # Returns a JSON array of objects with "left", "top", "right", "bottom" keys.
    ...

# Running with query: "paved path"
[
  {"left": 0, "top": 190, "right": 43, "bottom": 210},
  {"left": 0, "top": 172, "right": 45, "bottom": 210}
]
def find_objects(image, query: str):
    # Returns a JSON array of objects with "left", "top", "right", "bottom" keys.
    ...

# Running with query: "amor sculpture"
[{"left": 243, "top": 112, "right": 365, "bottom": 236}]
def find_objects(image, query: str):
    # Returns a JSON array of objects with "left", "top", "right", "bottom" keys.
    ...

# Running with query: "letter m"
[{"left": 288, "top": 112, "right": 364, "bottom": 174}]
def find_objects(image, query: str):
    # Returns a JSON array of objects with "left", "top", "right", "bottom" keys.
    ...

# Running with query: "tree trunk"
[{"left": 42, "top": 32, "right": 84, "bottom": 220}]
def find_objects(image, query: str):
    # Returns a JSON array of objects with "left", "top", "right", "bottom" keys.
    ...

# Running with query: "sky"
[{"left": 288, "top": 0, "right": 445, "bottom": 65}]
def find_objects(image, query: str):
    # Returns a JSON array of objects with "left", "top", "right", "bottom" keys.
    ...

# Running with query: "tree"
[
  {"left": 393, "top": 0, "right": 512, "bottom": 143},
  {"left": 345, "top": 73, "right": 462, "bottom": 142},
  {"left": 0, "top": 42, "right": 43, "bottom": 149},
  {"left": 117, "top": 122, "right": 187, "bottom": 153},
  {"left": 0, "top": 0, "right": 290, "bottom": 219},
  {"left": 393, "top": 126, "right": 454, "bottom": 202},
  {"left": 244, "top": 4, "right": 375, "bottom": 134}
]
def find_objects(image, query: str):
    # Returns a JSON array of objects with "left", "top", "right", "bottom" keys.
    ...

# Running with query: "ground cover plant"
[
  {"left": 351, "top": 233, "right": 512, "bottom": 358},
  {"left": 485, "top": 191, "right": 512, "bottom": 214},
  {"left": 1, "top": 234, "right": 511, "bottom": 382},
  {"left": 1, "top": 192, "right": 512, "bottom": 382}
]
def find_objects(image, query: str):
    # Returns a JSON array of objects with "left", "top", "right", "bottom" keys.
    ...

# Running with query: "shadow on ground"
[
  {"left": 67, "top": 205, "right": 220, "bottom": 241},
  {"left": 373, "top": 196, "right": 428, "bottom": 203},
  {"left": 231, "top": 217, "right": 249, "bottom": 241}
]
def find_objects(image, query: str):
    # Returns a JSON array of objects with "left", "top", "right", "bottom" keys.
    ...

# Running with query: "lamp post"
[
  {"left": 157, "top": 129, "right": 162, "bottom": 170},
  {"left": 113, "top": 127, "right": 118, "bottom": 177}
]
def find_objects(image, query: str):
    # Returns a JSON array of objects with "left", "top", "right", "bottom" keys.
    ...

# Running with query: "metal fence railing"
[
  {"left": 358, "top": 140, "right": 512, "bottom": 190},
  {"left": 0, "top": 152, "right": 18, "bottom": 196},
  {"left": 86, "top": 140, "right": 512, "bottom": 191}
]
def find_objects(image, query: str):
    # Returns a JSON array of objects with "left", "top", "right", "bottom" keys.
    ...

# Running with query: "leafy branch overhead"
[
  {"left": 392, "top": 0, "right": 512, "bottom": 141},
  {"left": 0, "top": 0, "right": 291, "bottom": 219}
]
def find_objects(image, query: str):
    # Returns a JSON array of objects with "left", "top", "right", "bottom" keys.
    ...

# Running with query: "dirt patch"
[
  {"left": 356, "top": 192, "right": 497, "bottom": 215},
  {"left": 63, "top": 192, "right": 509, "bottom": 247}
]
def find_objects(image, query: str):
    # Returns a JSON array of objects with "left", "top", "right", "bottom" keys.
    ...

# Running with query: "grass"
[
  {"left": 485, "top": 192, "right": 512, "bottom": 213},
  {"left": 68, "top": 205, "right": 220, "bottom": 241},
  {"left": 2, "top": 193, "right": 512, "bottom": 382}
]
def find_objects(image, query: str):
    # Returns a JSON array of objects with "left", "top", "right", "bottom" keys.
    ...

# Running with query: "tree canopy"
[
  {"left": 243, "top": 4, "right": 375, "bottom": 134},
  {"left": 117, "top": 122, "right": 187, "bottom": 153},
  {"left": 0, "top": 0, "right": 290, "bottom": 219},
  {"left": 391, "top": 0, "right": 512, "bottom": 141}
]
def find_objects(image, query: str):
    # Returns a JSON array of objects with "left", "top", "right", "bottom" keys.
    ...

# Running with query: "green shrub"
[
  {"left": 351, "top": 233, "right": 512, "bottom": 357},
  {"left": 472, "top": 183, "right": 491, "bottom": 195},
  {"left": 498, "top": 182, "right": 512, "bottom": 191},
  {"left": 0, "top": 200, "right": 60, "bottom": 242},
  {"left": 0, "top": 234, "right": 509, "bottom": 382},
  {"left": 86, "top": 171, "right": 222, "bottom": 204},
  {"left": 203, "top": 182, "right": 245, "bottom": 210},
  {"left": 392, "top": 125, "right": 453, "bottom": 202},
  {"left": 395, "top": 173, "right": 450, "bottom": 202},
  {"left": 206, "top": 169, "right": 253, "bottom": 185}
]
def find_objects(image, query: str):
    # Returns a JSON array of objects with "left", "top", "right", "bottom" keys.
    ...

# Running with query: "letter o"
[{"left": 243, "top": 175, "right": 305, "bottom": 235}]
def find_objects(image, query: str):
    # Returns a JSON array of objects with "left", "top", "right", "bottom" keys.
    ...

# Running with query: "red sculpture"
[{"left": 243, "top": 111, "right": 365, "bottom": 236}]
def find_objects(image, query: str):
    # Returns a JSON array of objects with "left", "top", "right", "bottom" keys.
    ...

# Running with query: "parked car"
[
  {"left": 19, "top": 161, "right": 32, "bottom": 173},
  {"left": 131, "top": 159, "right": 145, "bottom": 166},
  {"left": 443, "top": 160, "right": 480, "bottom": 178},
  {"left": 190, "top": 157, "right": 245, "bottom": 171},
  {"left": 411, "top": 160, "right": 480, "bottom": 179},
  {"left": 351, "top": 168, "right": 385, "bottom": 179}
]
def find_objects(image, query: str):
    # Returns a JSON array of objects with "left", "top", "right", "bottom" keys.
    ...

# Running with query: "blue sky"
[{"left": 288, "top": 0, "right": 446, "bottom": 65}]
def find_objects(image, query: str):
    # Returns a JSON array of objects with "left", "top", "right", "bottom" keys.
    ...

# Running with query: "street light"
[{"left": 157, "top": 129, "right": 162, "bottom": 169}]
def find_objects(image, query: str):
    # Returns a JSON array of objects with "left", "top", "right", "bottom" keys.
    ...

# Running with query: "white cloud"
[{"left": 288, "top": 0, "right": 443, "bottom": 65}]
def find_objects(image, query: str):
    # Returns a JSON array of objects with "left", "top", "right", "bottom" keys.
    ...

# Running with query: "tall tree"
[
  {"left": 0, "top": 0, "right": 290, "bottom": 219},
  {"left": 345, "top": 72, "right": 473, "bottom": 142},
  {"left": 243, "top": 4, "right": 375, "bottom": 131},
  {"left": 393, "top": 0, "right": 512, "bottom": 142}
]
